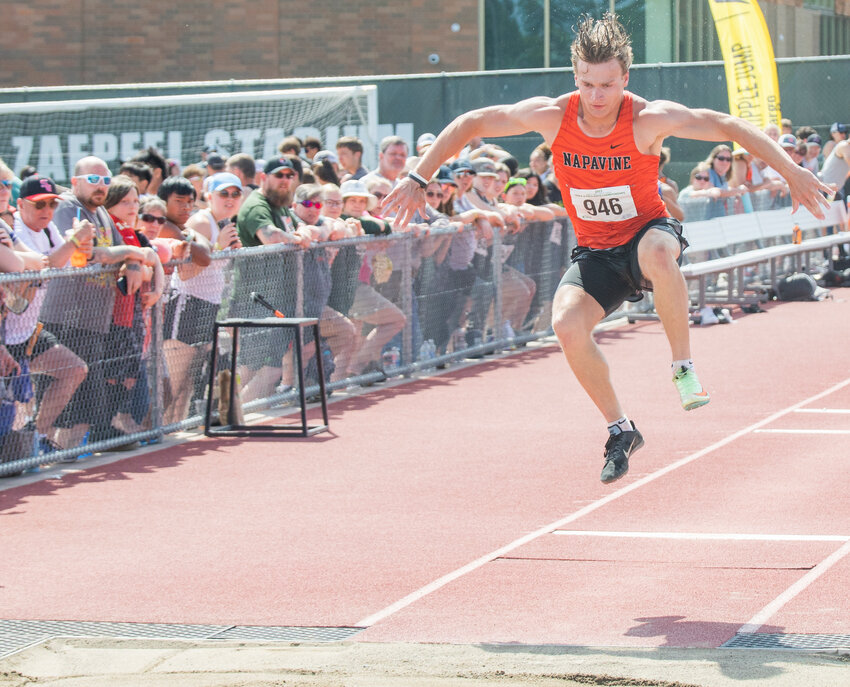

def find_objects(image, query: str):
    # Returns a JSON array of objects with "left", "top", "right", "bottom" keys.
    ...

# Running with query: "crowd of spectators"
[
  {"left": 1, "top": 115, "right": 848, "bottom": 465},
  {"left": 675, "top": 119, "right": 850, "bottom": 220}
]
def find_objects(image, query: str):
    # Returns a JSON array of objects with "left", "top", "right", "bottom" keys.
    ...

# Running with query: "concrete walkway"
[{"left": 1, "top": 638, "right": 848, "bottom": 686}]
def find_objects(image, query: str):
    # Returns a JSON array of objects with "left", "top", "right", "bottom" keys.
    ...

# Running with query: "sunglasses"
[
  {"left": 216, "top": 189, "right": 242, "bottom": 199},
  {"left": 0, "top": 180, "right": 11, "bottom": 188},
  {"left": 323, "top": 199, "right": 343, "bottom": 207},
  {"left": 714, "top": 156, "right": 732, "bottom": 162},
  {"left": 694, "top": 174, "right": 710, "bottom": 181},
  {"left": 74, "top": 174, "right": 112, "bottom": 185},
  {"left": 425, "top": 191, "right": 443, "bottom": 198},
  {"left": 299, "top": 199, "right": 322, "bottom": 209},
  {"left": 273, "top": 171, "right": 296, "bottom": 180},
  {"left": 372, "top": 192, "right": 387, "bottom": 200},
  {"left": 139, "top": 213, "right": 166, "bottom": 225},
  {"left": 24, "top": 198, "right": 59, "bottom": 210},
  {"left": 454, "top": 170, "right": 475, "bottom": 177}
]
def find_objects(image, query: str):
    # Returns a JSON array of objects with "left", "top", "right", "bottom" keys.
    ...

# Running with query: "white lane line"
[
  {"left": 794, "top": 408, "right": 850, "bottom": 414},
  {"left": 738, "top": 539, "right": 850, "bottom": 634},
  {"left": 754, "top": 429, "right": 850, "bottom": 435},
  {"left": 553, "top": 531, "right": 850, "bottom": 542},
  {"left": 356, "top": 376, "right": 850, "bottom": 628}
]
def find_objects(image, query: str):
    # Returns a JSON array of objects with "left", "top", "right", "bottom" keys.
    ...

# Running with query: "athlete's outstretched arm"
[
  {"left": 383, "top": 97, "right": 562, "bottom": 228},
  {"left": 645, "top": 101, "right": 834, "bottom": 218}
]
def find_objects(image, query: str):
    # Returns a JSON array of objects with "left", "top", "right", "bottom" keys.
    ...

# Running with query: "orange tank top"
[{"left": 551, "top": 91, "right": 668, "bottom": 249}]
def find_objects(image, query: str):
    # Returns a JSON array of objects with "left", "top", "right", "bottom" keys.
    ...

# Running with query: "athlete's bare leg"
[
  {"left": 551, "top": 284, "right": 625, "bottom": 423},
  {"left": 636, "top": 229, "right": 690, "bottom": 361}
]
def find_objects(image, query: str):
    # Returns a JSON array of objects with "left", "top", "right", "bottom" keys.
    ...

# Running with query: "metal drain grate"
[
  {"left": 724, "top": 633, "right": 850, "bottom": 651},
  {"left": 0, "top": 634, "right": 49, "bottom": 659},
  {"left": 0, "top": 620, "right": 364, "bottom": 659},
  {"left": 208, "top": 626, "right": 363, "bottom": 642},
  {"left": 0, "top": 619, "right": 228, "bottom": 640}
]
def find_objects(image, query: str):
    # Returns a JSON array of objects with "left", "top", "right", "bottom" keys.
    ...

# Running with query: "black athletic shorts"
[
  {"left": 163, "top": 293, "right": 219, "bottom": 346},
  {"left": 557, "top": 217, "right": 688, "bottom": 317},
  {"left": 6, "top": 326, "right": 60, "bottom": 363}
]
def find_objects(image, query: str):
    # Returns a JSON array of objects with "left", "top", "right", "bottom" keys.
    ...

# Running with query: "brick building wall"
[{"left": 0, "top": 0, "right": 480, "bottom": 88}]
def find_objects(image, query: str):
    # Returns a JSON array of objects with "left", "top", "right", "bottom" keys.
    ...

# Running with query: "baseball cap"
[
  {"left": 806, "top": 134, "right": 822, "bottom": 146},
  {"left": 435, "top": 165, "right": 456, "bottom": 186},
  {"left": 471, "top": 158, "right": 498, "bottom": 177},
  {"left": 206, "top": 153, "right": 226, "bottom": 171},
  {"left": 450, "top": 159, "right": 476, "bottom": 175},
  {"left": 778, "top": 134, "right": 797, "bottom": 149},
  {"left": 416, "top": 133, "right": 436, "bottom": 150},
  {"left": 264, "top": 157, "right": 297, "bottom": 175},
  {"left": 829, "top": 122, "right": 847, "bottom": 135},
  {"left": 313, "top": 150, "right": 339, "bottom": 165},
  {"left": 206, "top": 172, "right": 242, "bottom": 194},
  {"left": 731, "top": 147, "right": 748, "bottom": 157},
  {"left": 202, "top": 144, "right": 218, "bottom": 154},
  {"left": 19, "top": 175, "right": 59, "bottom": 202}
]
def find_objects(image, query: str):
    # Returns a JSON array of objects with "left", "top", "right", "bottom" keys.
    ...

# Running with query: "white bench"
[{"left": 679, "top": 201, "right": 848, "bottom": 310}]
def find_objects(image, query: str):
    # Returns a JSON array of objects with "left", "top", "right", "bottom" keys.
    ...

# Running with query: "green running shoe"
[{"left": 673, "top": 366, "right": 710, "bottom": 411}]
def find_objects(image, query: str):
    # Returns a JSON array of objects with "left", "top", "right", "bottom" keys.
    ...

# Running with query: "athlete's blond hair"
[{"left": 571, "top": 13, "right": 633, "bottom": 74}]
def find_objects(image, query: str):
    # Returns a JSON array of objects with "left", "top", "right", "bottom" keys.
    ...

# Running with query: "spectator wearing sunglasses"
[
  {"left": 676, "top": 163, "right": 726, "bottom": 221},
  {"left": 336, "top": 179, "right": 404, "bottom": 380},
  {"left": 103, "top": 175, "right": 163, "bottom": 437},
  {"left": 0, "top": 161, "right": 19, "bottom": 228},
  {"left": 290, "top": 184, "right": 356, "bottom": 385},
  {"left": 6, "top": 175, "right": 90, "bottom": 454},
  {"left": 41, "top": 157, "right": 154, "bottom": 445},
  {"left": 233, "top": 156, "right": 313, "bottom": 402},
  {"left": 156, "top": 173, "right": 241, "bottom": 424},
  {"left": 706, "top": 145, "right": 738, "bottom": 192},
  {"left": 135, "top": 197, "right": 187, "bottom": 265},
  {"left": 678, "top": 163, "right": 722, "bottom": 201},
  {"left": 704, "top": 145, "right": 749, "bottom": 217}
]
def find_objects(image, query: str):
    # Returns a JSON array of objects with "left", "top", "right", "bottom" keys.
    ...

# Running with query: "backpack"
[{"left": 774, "top": 273, "right": 829, "bottom": 302}]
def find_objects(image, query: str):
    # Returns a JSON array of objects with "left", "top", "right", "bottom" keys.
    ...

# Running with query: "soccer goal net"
[{"left": 0, "top": 85, "right": 378, "bottom": 182}]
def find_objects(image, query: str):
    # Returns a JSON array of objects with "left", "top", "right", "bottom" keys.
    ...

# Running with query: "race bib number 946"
[{"left": 569, "top": 185, "right": 638, "bottom": 222}]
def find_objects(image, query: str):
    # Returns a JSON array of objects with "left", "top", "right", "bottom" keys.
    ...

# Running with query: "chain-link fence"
[{"left": 0, "top": 218, "right": 575, "bottom": 475}]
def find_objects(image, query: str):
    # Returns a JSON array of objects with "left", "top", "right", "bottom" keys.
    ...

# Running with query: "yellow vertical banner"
[{"left": 707, "top": 0, "right": 781, "bottom": 129}]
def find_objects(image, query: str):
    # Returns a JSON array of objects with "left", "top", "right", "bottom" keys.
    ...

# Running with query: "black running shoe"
[{"left": 600, "top": 422, "right": 644, "bottom": 484}]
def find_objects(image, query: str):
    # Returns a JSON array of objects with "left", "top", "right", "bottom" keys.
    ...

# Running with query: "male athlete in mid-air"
[{"left": 383, "top": 14, "right": 833, "bottom": 484}]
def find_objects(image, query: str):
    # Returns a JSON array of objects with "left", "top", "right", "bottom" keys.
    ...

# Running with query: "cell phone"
[{"left": 116, "top": 275, "right": 128, "bottom": 296}]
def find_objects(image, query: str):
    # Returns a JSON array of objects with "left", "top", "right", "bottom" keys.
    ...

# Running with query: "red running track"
[{"left": 1, "top": 289, "right": 849, "bottom": 648}]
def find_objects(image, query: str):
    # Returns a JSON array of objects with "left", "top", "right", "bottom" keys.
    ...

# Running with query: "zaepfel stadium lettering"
[{"left": 561, "top": 152, "right": 632, "bottom": 171}]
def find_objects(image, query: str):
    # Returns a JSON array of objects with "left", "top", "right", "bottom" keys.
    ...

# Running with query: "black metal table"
[{"left": 204, "top": 317, "right": 329, "bottom": 437}]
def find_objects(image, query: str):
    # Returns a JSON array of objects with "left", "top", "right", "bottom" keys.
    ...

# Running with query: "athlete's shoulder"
[
  {"left": 503, "top": 94, "right": 570, "bottom": 142},
  {"left": 633, "top": 98, "right": 698, "bottom": 135},
  {"left": 634, "top": 96, "right": 685, "bottom": 117},
  {"left": 509, "top": 94, "right": 568, "bottom": 115}
]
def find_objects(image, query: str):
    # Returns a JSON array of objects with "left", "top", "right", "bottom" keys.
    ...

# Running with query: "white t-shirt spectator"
[{"left": 5, "top": 217, "right": 64, "bottom": 345}]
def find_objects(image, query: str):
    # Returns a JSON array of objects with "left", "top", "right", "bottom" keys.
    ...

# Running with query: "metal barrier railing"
[{"left": 0, "top": 218, "right": 574, "bottom": 475}]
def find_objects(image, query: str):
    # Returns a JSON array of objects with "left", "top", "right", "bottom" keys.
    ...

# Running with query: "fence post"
[
  {"left": 491, "top": 225, "right": 504, "bottom": 351},
  {"left": 149, "top": 298, "right": 164, "bottom": 436},
  {"left": 401, "top": 235, "right": 414, "bottom": 369},
  {"left": 295, "top": 250, "right": 304, "bottom": 318}
]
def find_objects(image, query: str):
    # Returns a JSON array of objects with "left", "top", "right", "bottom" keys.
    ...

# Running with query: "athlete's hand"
[
  {"left": 381, "top": 177, "right": 427, "bottom": 230},
  {"left": 786, "top": 165, "right": 834, "bottom": 219}
]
